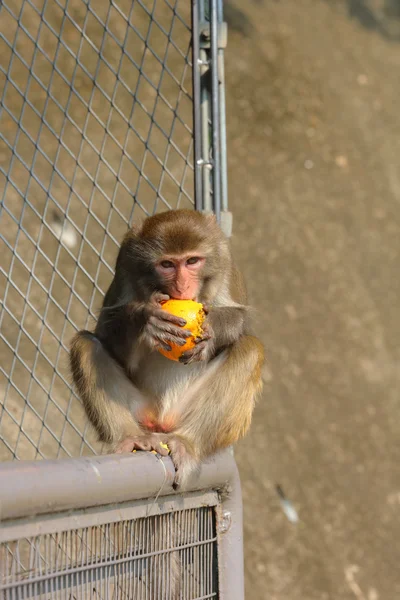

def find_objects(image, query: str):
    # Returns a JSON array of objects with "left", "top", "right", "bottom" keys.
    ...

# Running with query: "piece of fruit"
[{"left": 158, "top": 299, "right": 205, "bottom": 361}]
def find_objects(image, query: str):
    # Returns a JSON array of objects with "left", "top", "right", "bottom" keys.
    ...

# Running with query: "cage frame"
[{"left": 0, "top": 449, "right": 245, "bottom": 599}]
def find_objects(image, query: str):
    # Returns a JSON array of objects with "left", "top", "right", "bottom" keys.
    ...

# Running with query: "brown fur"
[{"left": 69, "top": 210, "right": 264, "bottom": 487}]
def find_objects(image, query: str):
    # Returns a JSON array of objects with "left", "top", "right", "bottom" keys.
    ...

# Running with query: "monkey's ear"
[
  {"left": 127, "top": 217, "right": 147, "bottom": 238},
  {"left": 121, "top": 223, "right": 141, "bottom": 248},
  {"left": 128, "top": 223, "right": 142, "bottom": 235},
  {"left": 203, "top": 211, "right": 217, "bottom": 225}
]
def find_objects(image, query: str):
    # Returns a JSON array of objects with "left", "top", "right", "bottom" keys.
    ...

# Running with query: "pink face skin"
[{"left": 155, "top": 255, "right": 205, "bottom": 300}]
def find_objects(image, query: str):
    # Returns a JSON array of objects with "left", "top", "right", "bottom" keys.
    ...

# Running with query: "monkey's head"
[{"left": 119, "top": 210, "right": 230, "bottom": 301}]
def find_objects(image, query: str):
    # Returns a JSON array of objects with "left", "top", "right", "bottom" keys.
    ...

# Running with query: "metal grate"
[
  {"left": 0, "top": 0, "right": 195, "bottom": 461},
  {"left": 0, "top": 507, "right": 218, "bottom": 599}
]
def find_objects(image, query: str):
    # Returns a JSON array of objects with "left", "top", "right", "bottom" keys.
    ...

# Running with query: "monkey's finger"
[
  {"left": 179, "top": 352, "right": 193, "bottom": 365},
  {"left": 161, "top": 336, "right": 187, "bottom": 347},
  {"left": 147, "top": 326, "right": 190, "bottom": 349},
  {"left": 153, "top": 309, "right": 187, "bottom": 327},
  {"left": 133, "top": 440, "right": 152, "bottom": 451},
  {"left": 154, "top": 334, "right": 186, "bottom": 348},
  {"left": 148, "top": 318, "right": 191, "bottom": 339},
  {"left": 179, "top": 342, "right": 208, "bottom": 364},
  {"left": 201, "top": 303, "right": 210, "bottom": 315},
  {"left": 155, "top": 341, "right": 172, "bottom": 352},
  {"left": 152, "top": 293, "right": 170, "bottom": 305},
  {"left": 194, "top": 332, "right": 212, "bottom": 344},
  {"left": 154, "top": 443, "right": 170, "bottom": 457},
  {"left": 172, "top": 466, "right": 183, "bottom": 490}
]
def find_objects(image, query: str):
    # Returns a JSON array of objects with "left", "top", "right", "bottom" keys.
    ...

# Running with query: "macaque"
[{"left": 70, "top": 209, "right": 264, "bottom": 488}]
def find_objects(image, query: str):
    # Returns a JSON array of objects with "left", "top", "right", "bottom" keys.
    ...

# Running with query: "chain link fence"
[
  {"left": 0, "top": 0, "right": 197, "bottom": 461},
  {"left": 0, "top": 2, "right": 245, "bottom": 598}
]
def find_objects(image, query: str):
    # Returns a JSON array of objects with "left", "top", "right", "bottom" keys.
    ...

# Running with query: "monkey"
[{"left": 69, "top": 209, "right": 264, "bottom": 490}]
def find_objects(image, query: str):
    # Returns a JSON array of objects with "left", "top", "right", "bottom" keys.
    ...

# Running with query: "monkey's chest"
[{"left": 132, "top": 350, "right": 205, "bottom": 404}]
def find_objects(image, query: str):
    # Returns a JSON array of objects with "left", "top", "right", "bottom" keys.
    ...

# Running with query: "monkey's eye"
[
  {"left": 160, "top": 260, "right": 175, "bottom": 269},
  {"left": 186, "top": 257, "right": 200, "bottom": 265}
]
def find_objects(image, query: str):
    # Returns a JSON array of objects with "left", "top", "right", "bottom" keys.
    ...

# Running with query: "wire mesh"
[
  {"left": 0, "top": 506, "right": 218, "bottom": 599},
  {"left": 0, "top": 0, "right": 195, "bottom": 461}
]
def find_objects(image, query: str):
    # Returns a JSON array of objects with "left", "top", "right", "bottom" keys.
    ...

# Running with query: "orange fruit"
[{"left": 158, "top": 299, "right": 205, "bottom": 361}]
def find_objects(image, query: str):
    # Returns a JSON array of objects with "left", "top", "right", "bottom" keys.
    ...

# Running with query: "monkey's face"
[{"left": 155, "top": 255, "right": 205, "bottom": 300}]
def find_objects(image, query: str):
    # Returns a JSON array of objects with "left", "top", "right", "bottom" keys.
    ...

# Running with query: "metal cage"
[
  {"left": 0, "top": 450, "right": 244, "bottom": 599},
  {"left": 0, "top": 1, "right": 241, "bottom": 598}
]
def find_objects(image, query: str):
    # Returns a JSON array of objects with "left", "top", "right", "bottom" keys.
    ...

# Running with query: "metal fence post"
[{"left": 192, "top": 0, "right": 231, "bottom": 235}]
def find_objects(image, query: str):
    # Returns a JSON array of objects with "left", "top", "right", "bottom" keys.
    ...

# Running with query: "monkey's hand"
[
  {"left": 167, "top": 436, "right": 197, "bottom": 490},
  {"left": 179, "top": 321, "right": 215, "bottom": 365},
  {"left": 114, "top": 434, "right": 171, "bottom": 456},
  {"left": 142, "top": 292, "right": 192, "bottom": 352}
]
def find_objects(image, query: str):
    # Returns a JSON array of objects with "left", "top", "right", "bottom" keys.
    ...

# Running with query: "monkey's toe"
[{"left": 115, "top": 438, "right": 137, "bottom": 453}]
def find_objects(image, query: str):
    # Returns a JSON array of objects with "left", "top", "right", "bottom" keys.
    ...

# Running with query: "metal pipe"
[
  {"left": 219, "top": 52, "right": 228, "bottom": 213},
  {"left": 210, "top": 0, "right": 221, "bottom": 223},
  {"left": 191, "top": 0, "right": 203, "bottom": 211},
  {"left": 217, "top": 0, "right": 228, "bottom": 213},
  {"left": 0, "top": 450, "right": 237, "bottom": 522},
  {"left": 217, "top": 459, "right": 245, "bottom": 600},
  {"left": 200, "top": 47, "right": 212, "bottom": 212}
]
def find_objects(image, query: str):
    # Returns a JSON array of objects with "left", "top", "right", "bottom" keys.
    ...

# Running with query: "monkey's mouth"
[
  {"left": 169, "top": 288, "right": 197, "bottom": 301},
  {"left": 171, "top": 294, "right": 195, "bottom": 301}
]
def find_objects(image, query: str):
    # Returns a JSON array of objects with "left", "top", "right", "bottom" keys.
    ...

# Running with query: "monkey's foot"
[
  {"left": 115, "top": 435, "right": 170, "bottom": 456},
  {"left": 167, "top": 437, "right": 197, "bottom": 490}
]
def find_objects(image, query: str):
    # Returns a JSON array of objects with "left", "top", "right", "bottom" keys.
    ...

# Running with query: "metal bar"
[
  {"left": 0, "top": 536, "right": 218, "bottom": 592},
  {"left": 217, "top": 0, "right": 228, "bottom": 213},
  {"left": 0, "top": 491, "right": 219, "bottom": 543},
  {"left": 0, "top": 449, "right": 236, "bottom": 522},
  {"left": 219, "top": 55, "right": 228, "bottom": 214},
  {"left": 192, "top": 0, "right": 203, "bottom": 211},
  {"left": 210, "top": 0, "right": 221, "bottom": 223},
  {"left": 200, "top": 51, "right": 212, "bottom": 213},
  {"left": 217, "top": 458, "right": 245, "bottom": 600}
]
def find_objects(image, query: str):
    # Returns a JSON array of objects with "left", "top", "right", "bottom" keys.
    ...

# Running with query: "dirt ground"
[
  {"left": 224, "top": 1, "right": 400, "bottom": 598},
  {"left": 1, "top": 0, "right": 400, "bottom": 598}
]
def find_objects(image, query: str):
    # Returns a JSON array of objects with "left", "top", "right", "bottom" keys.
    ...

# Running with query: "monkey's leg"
[
  {"left": 170, "top": 335, "right": 264, "bottom": 487},
  {"left": 70, "top": 331, "right": 169, "bottom": 453}
]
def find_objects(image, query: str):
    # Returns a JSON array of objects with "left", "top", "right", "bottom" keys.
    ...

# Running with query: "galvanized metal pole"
[
  {"left": 210, "top": 0, "right": 221, "bottom": 223},
  {"left": 217, "top": 0, "right": 228, "bottom": 214},
  {"left": 218, "top": 459, "right": 245, "bottom": 600},
  {"left": 192, "top": 0, "right": 203, "bottom": 211}
]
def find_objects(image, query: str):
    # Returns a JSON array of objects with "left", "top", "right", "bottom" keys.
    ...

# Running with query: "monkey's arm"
[
  {"left": 179, "top": 305, "right": 246, "bottom": 364},
  {"left": 70, "top": 331, "right": 171, "bottom": 455},
  {"left": 70, "top": 331, "right": 143, "bottom": 443},
  {"left": 96, "top": 291, "right": 191, "bottom": 364},
  {"left": 206, "top": 305, "right": 246, "bottom": 349}
]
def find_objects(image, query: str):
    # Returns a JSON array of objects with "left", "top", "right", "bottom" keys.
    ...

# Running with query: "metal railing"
[
  {"left": 0, "top": 450, "right": 244, "bottom": 599},
  {"left": 0, "top": 0, "right": 196, "bottom": 461},
  {"left": 0, "top": 0, "right": 229, "bottom": 463},
  {"left": 0, "top": 1, "right": 242, "bottom": 597}
]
